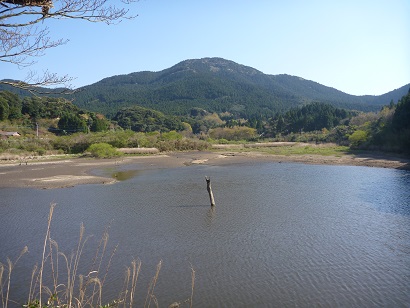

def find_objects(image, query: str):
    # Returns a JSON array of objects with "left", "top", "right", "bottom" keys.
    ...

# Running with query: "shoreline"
[{"left": 0, "top": 151, "right": 409, "bottom": 189}]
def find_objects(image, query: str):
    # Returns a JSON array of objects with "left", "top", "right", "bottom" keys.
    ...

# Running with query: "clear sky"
[{"left": 1, "top": 0, "right": 409, "bottom": 96}]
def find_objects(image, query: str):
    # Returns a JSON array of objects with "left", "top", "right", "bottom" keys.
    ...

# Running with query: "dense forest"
[
  {"left": 361, "top": 89, "right": 410, "bottom": 153},
  {"left": 268, "top": 103, "right": 356, "bottom": 136},
  {"left": 112, "top": 106, "right": 185, "bottom": 132},
  {"left": 0, "top": 91, "right": 110, "bottom": 134},
  {"left": 0, "top": 87, "right": 409, "bottom": 156},
  {"left": 68, "top": 58, "right": 409, "bottom": 117},
  {"left": 1, "top": 58, "right": 409, "bottom": 119}
]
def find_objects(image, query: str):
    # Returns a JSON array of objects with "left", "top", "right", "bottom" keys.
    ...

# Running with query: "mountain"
[{"left": 2, "top": 58, "right": 409, "bottom": 118}]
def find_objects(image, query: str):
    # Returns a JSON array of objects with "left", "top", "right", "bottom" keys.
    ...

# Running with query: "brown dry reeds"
[
  {"left": 0, "top": 247, "right": 28, "bottom": 308},
  {"left": 211, "top": 144, "right": 244, "bottom": 149},
  {"left": 117, "top": 148, "right": 160, "bottom": 154},
  {"left": 243, "top": 142, "right": 300, "bottom": 148},
  {"left": 0, "top": 204, "right": 196, "bottom": 308}
]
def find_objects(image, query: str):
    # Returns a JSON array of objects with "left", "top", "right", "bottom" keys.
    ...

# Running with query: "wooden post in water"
[{"left": 205, "top": 176, "right": 215, "bottom": 206}]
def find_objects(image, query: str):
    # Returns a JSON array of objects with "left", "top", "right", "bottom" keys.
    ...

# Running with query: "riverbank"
[{"left": 0, "top": 150, "right": 409, "bottom": 189}]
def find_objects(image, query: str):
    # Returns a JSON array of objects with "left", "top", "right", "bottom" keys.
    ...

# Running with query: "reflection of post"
[
  {"left": 205, "top": 176, "right": 215, "bottom": 206},
  {"left": 205, "top": 207, "right": 216, "bottom": 228}
]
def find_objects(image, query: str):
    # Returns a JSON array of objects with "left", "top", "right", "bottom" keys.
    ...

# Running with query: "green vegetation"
[
  {"left": 215, "top": 143, "right": 350, "bottom": 157},
  {"left": 261, "top": 144, "right": 350, "bottom": 156},
  {"left": 86, "top": 143, "right": 123, "bottom": 158},
  {"left": 112, "top": 106, "right": 184, "bottom": 132},
  {"left": 1, "top": 87, "right": 409, "bottom": 158},
  {"left": 348, "top": 89, "right": 410, "bottom": 153},
  {"left": 209, "top": 126, "right": 257, "bottom": 141},
  {"left": 65, "top": 58, "right": 409, "bottom": 117},
  {"left": 268, "top": 102, "right": 355, "bottom": 136},
  {"left": 348, "top": 130, "right": 368, "bottom": 147},
  {"left": 4, "top": 58, "right": 406, "bottom": 117},
  {"left": 0, "top": 90, "right": 110, "bottom": 136}
]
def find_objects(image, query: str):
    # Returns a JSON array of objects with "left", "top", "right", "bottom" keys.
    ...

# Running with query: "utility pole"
[{"left": 36, "top": 122, "right": 39, "bottom": 138}]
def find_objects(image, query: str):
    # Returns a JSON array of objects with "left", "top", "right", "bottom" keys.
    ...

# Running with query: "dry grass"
[
  {"left": 0, "top": 204, "right": 195, "bottom": 308},
  {"left": 211, "top": 144, "right": 244, "bottom": 149},
  {"left": 117, "top": 148, "right": 160, "bottom": 155},
  {"left": 212, "top": 142, "right": 349, "bottom": 157},
  {"left": 243, "top": 142, "right": 303, "bottom": 148},
  {"left": 212, "top": 142, "right": 305, "bottom": 149}
]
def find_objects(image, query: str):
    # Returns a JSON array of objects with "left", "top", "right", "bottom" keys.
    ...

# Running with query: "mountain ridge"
[{"left": 1, "top": 57, "right": 409, "bottom": 117}]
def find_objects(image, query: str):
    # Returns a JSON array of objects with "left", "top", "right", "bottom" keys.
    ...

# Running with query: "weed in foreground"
[{"left": 0, "top": 204, "right": 195, "bottom": 308}]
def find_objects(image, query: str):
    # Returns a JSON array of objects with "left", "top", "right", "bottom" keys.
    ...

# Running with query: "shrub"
[
  {"left": 36, "top": 147, "right": 46, "bottom": 156},
  {"left": 156, "top": 138, "right": 211, "bottom": 152},
  {"left": 209, "top": 126, "right": 257, "bottom": 141},
  {"left": 348, "top": 130, "right": 368, "bottom": 147},
  {"left": 86, "top": 143, "right": 123, "bottom": 158},
  {"left": 160, "top": 130, "right": 183, "bottom": 141}
]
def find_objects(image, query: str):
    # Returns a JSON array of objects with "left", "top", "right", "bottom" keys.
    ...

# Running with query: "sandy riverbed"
[{"left": 0, "top": 151, "right": 409, "bottom": 189}]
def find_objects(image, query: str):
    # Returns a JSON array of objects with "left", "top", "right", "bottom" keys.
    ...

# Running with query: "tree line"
[{"left": 1, "top": 89, "right": 409, "bottom": 155}]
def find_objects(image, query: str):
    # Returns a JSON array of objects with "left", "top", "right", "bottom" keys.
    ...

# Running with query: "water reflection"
[
  {"left": 92, "top": 167, "right": 142, "bottom": 182},
  {"left": 360, "top": 170, "right": 410, "bottom": 216},
  {"left": 205, "top": 206, "right": 216, "bottom": 227},
  {"left": 112, "top": 169, "right": 141, "bottom": 181}
]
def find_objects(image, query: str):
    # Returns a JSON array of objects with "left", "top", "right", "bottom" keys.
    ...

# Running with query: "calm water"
[{"left": 0, "top": 162, "right": 409, "bottom": 307}]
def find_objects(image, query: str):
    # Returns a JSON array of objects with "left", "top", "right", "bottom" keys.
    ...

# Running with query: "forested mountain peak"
[
  {"left": 174, "top": 57, "right": 263, "bottom": 76},
  {"left": 92, "top": 57, "right": 264, "bottom": 88},
  {"left": 2, "top": 58, "right": 409, "bottom": 118}
]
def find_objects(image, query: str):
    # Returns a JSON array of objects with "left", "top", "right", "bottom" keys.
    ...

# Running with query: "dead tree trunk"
[{"left": 205, "top": 176, "right": 215, "bottom": 206}]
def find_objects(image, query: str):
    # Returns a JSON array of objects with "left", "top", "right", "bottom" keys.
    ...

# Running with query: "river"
[{"left": 0, "top": 161, "right": 409, "bottom": 307}]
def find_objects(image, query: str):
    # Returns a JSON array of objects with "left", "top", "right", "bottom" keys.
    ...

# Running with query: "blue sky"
[{"left": 1, "top": 0, "right": 409, "bottom": 95}]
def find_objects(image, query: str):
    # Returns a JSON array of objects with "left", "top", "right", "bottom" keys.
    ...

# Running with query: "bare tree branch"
[
  {"left": 0, "top": 0, "right": 138, "bottom": 92},
  {"left": 2, "top": 70, "right": 76, "bottom": 94}
]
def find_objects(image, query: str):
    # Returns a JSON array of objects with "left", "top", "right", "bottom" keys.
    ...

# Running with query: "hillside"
[
  {"left": 71, "top": 58, "right": 409, "bottom": 117},
  {"left": 2, "top": 58, "right": 409, "bottom": 118}
]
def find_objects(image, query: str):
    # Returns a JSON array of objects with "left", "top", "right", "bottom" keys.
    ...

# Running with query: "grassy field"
[{"left": 214, "top": 143, "right": 351, "bottom": 157}]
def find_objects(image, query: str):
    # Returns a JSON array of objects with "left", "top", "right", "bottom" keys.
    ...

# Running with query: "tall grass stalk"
[
  {"left": 1, "top": 204, "right": 196, "bottom": 307},
  {"left": 190, "top": 264, "right": 195, "bottom": 308},
  {"left": 0, "top": 247, "right": 28, "bottom": 308},
  {"left": 39, "top": 203, "right": 55, "bottom": 307},
  {"left": 144, "top": 260, "right": 162, "bottom": 308}
]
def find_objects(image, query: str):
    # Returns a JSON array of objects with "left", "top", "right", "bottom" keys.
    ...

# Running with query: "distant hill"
[
  {"left": 0, "top": 80, "right": 70, "bottom": 96},
  {"left": 2, "top": 58, "right": 409, "bottom": 118}
]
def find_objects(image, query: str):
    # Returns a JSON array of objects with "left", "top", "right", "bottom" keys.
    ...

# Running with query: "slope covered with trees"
[
  {"left": 112, "top": 106, "right": 185, "bottom": 133},
  {"left": 1, "top": 58, "right": 408, "bottom": 120},
  {"left": 361, "top": 89, "right": 410, "bottom": 153},
  {"left": 1, "top": 88, "right": 410, "bottom": 157},
  {"left": 0, "top": 90, "right": 110, "bottom": 134},
  {"left": 69, "top": 58, "right": 409, "bottom": 117},
  {"left": 268, "top": 102, "right": 356, "bottom": 136}
]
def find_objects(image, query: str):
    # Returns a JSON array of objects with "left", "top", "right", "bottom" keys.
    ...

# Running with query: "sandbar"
[{"left": 0, "top": 151, "right": 409, "bottom": 189}]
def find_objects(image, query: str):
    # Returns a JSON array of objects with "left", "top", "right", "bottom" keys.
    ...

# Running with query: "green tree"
[
  {"left": 113, "top": 106, "right": 184, "bottom": 133},
  {"left": 349, "top": 130, "right": 368, "bottom": 147},
  {"left": 209, "top": 126, "right": 257, "bottom": 141},
  {"left": 391, "top": 89, "right": 410, "bottom": 152},
  {"left": 160, "top": 131, "right": 183, "bottom": 141},
  {"left": 0, "top": 91, "right": 22, "bottom": 120},
  {"left": 0, "top": 98, "right": 9, "bottom": 120},
  {"left": 58, "top": 113, "right": 87, "bottom": 134},
  {"left": 392, "top": 89, "right": 410, "bottom": 131},
  {"left": 89, "top": 113, "right": 110, "bottom": 132}
]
